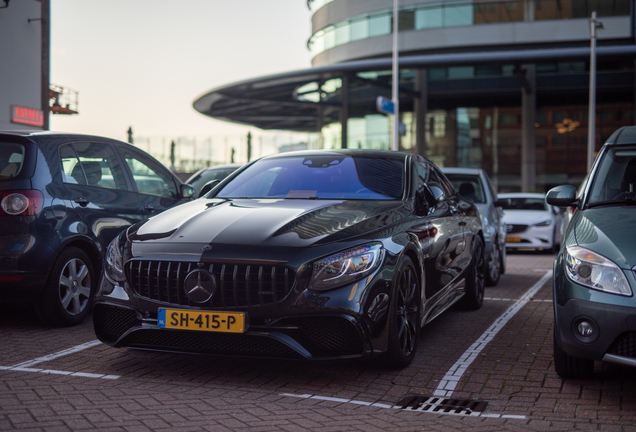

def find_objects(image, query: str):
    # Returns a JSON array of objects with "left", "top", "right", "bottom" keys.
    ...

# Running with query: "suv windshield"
[
  {"left": 589, "top": 145, "right": 636, "bottom": 205},
  {"left": 0, "top": 143, "right": 25, "bottom": 180},
  {"left": 215, "top": 154, "right": 405, "bottom": 200}
]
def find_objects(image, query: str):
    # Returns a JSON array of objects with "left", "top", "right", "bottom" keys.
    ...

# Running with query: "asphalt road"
[{"left": 2, "top": 252, "right": 636, "bottom": 431}]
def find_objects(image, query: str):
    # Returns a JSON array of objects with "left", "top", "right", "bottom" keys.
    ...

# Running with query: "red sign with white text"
[{"left": 10, "top": 105, "right": 43, "bottom": 127}]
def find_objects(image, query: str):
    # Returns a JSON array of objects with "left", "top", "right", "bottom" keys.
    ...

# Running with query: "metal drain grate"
[{"left": 396, "top": 395, "right": 488, "bottom": 416}]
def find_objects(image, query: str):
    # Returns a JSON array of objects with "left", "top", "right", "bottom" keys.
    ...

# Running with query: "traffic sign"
[{"left": 376, "top": 96, "right": 394, "bottom": 115}]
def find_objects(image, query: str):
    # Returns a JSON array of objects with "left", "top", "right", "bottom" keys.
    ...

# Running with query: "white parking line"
[
  {"left": 434, "top": 270, "right": 553, "bottom": 397},
  {"left": 11, "top": 339, "right": 102, "bottom": 368},
  {"left": 0, "top": 339, "right": 120, "bottom": 380},
  {"left": 0, "top": 365, "right": 119, "bottom": 380},
  {"left": 280, "top": 393, "right": 526, "bottom": 419},
  {"left": 485, "top": 297, "right": 552, "bottom": 303}
]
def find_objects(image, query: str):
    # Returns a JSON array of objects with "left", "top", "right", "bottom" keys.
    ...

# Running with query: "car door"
[
  {"left": 118, "top": 146, "right": 184, "bottom": 219},
  {"left": 60, "top": 141, "right": 145, "bottom": 252},
  {"left": 414, "top": 160, "right": 465, "bottom": 295}
]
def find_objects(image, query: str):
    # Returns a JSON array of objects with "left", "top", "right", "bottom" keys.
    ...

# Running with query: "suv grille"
[
  {"left": 608, "top": 332, "right": 636, "bottom": 358},
  {"left": 126, "top": 261, "right": 295, "bottom": 308}
]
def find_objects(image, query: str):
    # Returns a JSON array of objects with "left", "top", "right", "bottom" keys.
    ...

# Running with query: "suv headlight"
[
  {"left": 309, "top": 243, "right": 384, "bottom": 291},
  {"left": 565, "top": 246, "right": 632, "bottom": 296},
  {"left": 105, "top": 233, "right": 126, "bottom": 283}
]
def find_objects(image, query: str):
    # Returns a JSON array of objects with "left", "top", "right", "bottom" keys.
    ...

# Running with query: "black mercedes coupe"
[{"left": 93, "top": 150, "right": 485, "bottom": 368}]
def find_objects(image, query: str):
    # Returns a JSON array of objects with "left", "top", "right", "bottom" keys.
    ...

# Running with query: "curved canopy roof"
[{"left": 193, "top": 45, "right": 636, "bottom": 133}]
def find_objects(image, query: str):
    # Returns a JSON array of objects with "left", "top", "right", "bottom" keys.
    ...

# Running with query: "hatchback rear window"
[{"left": 0, "top": 143, "right": 25, "bottom": 180}]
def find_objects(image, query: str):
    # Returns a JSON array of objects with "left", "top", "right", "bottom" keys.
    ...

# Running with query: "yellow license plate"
[
  {"left": 506, "top": 236, "right": 522, "bottom": 243},
  {"left": 158, "top": 308, "right": 246, "bottom": 333}
]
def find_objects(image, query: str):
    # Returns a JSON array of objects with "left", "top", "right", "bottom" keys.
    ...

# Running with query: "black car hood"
[
  {"left": 132, "top": 198, "right": 408, "bottom": 248},
  {"left": 575, "top": 207, "right": 636, "bottom": 269}
]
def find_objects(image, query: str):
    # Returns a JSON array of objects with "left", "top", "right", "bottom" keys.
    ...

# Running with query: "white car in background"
[{"left": 500, "top": 193, "right": 565, "bottom": 253}]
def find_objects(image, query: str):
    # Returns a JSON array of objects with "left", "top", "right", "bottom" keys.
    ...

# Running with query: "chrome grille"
[{"left": 126, "top": 261, "right": 295, "bottom": 308}]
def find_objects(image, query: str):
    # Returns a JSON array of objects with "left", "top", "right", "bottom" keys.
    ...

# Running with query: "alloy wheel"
[
  {"left": 58, "top": 258, "right": 92, "bottom": 316},
  {"left": 396, "top": 264, "right": 419, "bottom": 356}
]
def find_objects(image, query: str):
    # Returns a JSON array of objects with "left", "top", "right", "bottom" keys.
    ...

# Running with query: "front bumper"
[
  {"left": 505, "top": 225, "right": 554, "bottom": 250},
  {"left": 93, "top": 302, "right": 369, "bottom": 360},
  {"left": 93, "top": 268, "right": 393, "bottom": 361},
  {"left": 553, "top": 255, "right": 636, "bottom": 368},
  {"left": 554, "top": 298, "right": 636, "bottom": 366}
]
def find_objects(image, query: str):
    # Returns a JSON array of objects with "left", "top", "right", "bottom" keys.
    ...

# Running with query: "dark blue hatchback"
[{"left": 0, "top": 131, "right": 194, "bottom": 326}]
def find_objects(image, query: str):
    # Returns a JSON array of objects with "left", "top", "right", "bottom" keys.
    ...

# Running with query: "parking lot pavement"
[{"left": 2, "top": 252, "right": 636, "bottom": 431}]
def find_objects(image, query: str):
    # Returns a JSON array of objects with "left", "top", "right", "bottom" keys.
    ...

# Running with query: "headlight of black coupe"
[
  {"left": 105, "top": 233, "right": 126, "bottom": 283},
  {"left": 309, "top": 243, "right": 384, "bottom": 291}
]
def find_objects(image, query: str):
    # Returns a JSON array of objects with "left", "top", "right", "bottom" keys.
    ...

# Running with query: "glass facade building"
[{"left": 194, "top": 0, "right": 636, "bottom": 192}]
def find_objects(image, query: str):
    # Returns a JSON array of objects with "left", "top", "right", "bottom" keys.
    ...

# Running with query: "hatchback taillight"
[{"left": 0, "top": 190, "right": 44, "bottom": 216}]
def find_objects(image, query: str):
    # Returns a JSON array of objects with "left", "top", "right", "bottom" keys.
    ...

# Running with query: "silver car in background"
[{"left": 442, "top": 168, "right": 508, "bottom": 286}]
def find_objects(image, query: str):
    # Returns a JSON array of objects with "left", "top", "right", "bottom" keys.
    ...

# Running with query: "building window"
[{"left": 308, "top": 0, "right": 631, "bottom": 58}]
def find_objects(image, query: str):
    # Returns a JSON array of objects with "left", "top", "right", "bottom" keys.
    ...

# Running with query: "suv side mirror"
[
  {"left": 181, "top": 184, "right": 195, "bottom": 199},
  {"left": 546, "top": 185, "right": 578, "bottom": 207},
  {"left": 199, "top": 179, "right": 221, "bottom": 197}
]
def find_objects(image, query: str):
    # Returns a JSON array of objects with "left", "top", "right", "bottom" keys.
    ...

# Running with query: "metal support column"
[
  {"left": 41, "top": 0, "right": 50, "bottom": 130},
  {"left": 415, "top": 69, "right": 428, "bottom": 157},
  {"left": 521, "top": 64, "right": 536, "bottom": 192},
  {"left": 340, "top": 75, "right": 349, "bottom": 149}
]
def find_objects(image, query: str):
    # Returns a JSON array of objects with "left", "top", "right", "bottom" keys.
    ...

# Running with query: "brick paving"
[{"left": 2, "top": 252, "right": 636, "bottom": 431}]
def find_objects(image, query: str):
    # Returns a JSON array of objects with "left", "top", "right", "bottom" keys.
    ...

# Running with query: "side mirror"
[
  {"left": 181, "top": 184, "right": 195, "bottom": 199},
  {"left": 428, "top": 185, "right": 444, "bottom": 202},
  {"left": 546, "top": 185, "right": 578, "bottom": 207},
  {"left": 199, "top": 179, "right": 221, "bottom": 197},
  {"left": 494, "top": 198, "right": 511, "bottom": 208}
]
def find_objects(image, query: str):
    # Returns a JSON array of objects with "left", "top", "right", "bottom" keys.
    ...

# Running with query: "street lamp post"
[
  {"left": 587, "top": 11, "right": 603, "bottom": 170},
  {"left": 391, "top": 0, "right": 399, "bottom": 151}
]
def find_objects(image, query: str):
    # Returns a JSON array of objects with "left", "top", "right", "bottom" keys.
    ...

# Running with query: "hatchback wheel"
[
  {"left": 485, "top": 239, "right": 501, "bottom": 286},
  {"left": 461, "top": 236, "right": 485, "bottom": 310},
  {"left": 553, "top": 333, "right": 594, "bottom": 379},
  {"left": 36, "top": 247, "right": 95, "bottom": 327},
  {"left": 382, "top": 256, "right": 420, "bottom": 369}
]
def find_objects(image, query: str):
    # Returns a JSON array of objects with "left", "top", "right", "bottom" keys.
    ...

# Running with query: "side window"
[
  {"left": 60, "top": 143, "right": 127, "bottom": 190},
  {"left": 60, "top": 145, "right": 85, "bottom": 185},
  {"left": 123, "top": 150, "right": 177, "bottom": 197},
  {"left": 436, "top": 168, "right": 455, "bottom": 198},
  {"left": 425, "top": 165, "right": 447, "bottom": 201}
]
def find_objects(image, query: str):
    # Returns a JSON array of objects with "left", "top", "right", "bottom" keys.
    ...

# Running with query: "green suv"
[{"left": 547, "top": 126, "right": 636, "bottom": 378}]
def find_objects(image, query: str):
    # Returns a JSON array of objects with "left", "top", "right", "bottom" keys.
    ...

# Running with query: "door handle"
[
  {"left": 459, "top": 221, "right": 467, "bottom": 226},
  {"left": 144, "top": 203, "right": 155, "bottom": 213},
  {"left": 74, "top": 196, "right": 89, "bottom": 207}
]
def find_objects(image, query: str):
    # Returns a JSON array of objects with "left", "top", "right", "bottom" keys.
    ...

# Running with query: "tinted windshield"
[
  {"left": 588, "top": 146, "right": 636, "bottom": 204},
  {"left": 216, "top": 154, "right": 405, "bottom": 200},
  {"left": 0, "top": 143, "right": 25, "bottom": 180},
  {"left": 504, "top": 197, "right": 548, "bottom": 211},
  {"left": 444, "top": 174, "right": 486, "bottom": 204}
]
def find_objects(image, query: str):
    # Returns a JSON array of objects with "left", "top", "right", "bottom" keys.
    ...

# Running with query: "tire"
[
  {"left": 35, "top": 247, "right": 96, "bottom": 327},
  {"left": 484, "top": 239, "right": 501, "bottom": 287},
  {"left": 382, "top": 256, "right": 421, "bottom": 369},
  {"left": 461, "top": 235, "right": 485, "bottom": 310},
  {"left": 553, "top": 332, "right": 594, "bottom": 379}
]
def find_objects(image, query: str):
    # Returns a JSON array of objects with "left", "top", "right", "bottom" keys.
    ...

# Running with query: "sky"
[{"left": 49, "top": 0, "right": 314, "bottom": 150}]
